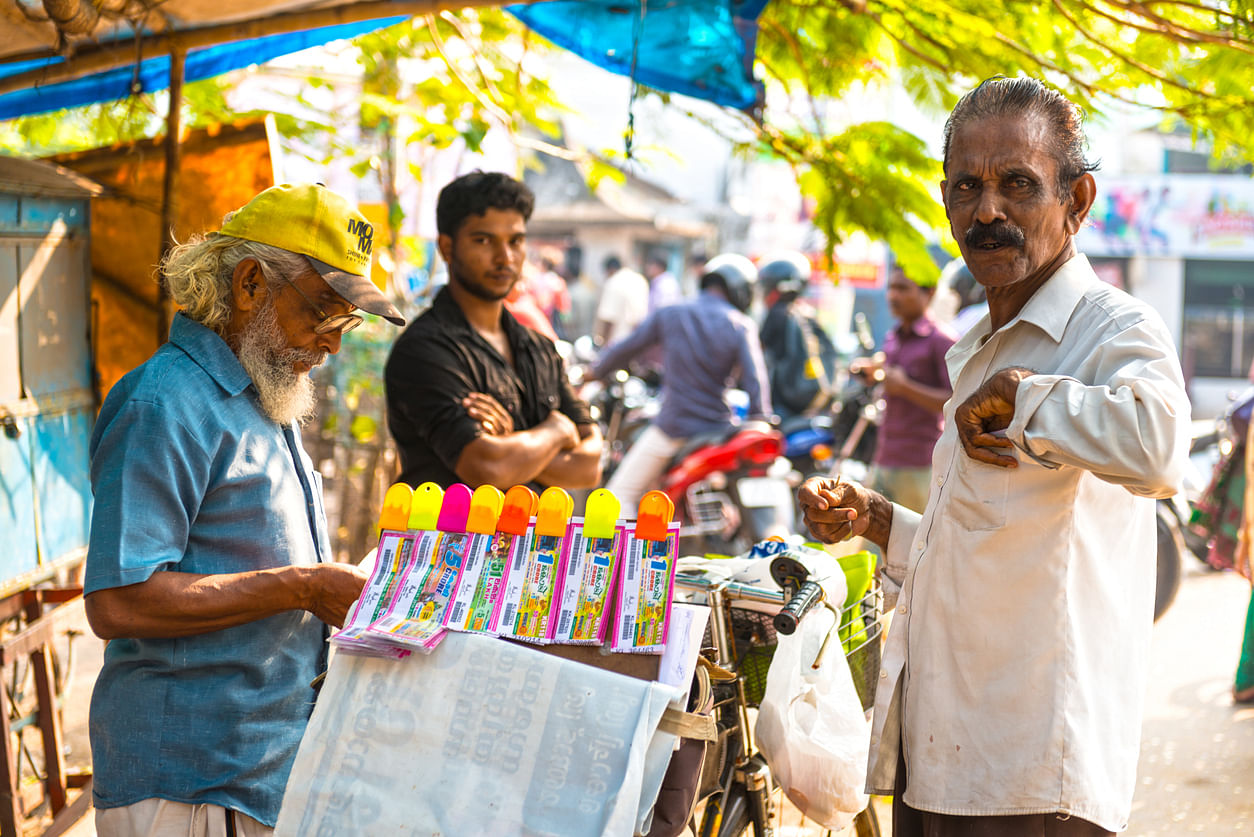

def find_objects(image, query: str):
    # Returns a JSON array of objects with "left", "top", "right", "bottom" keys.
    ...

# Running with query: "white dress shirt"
[
  {"left": 868, "top": 254, "right": 1191, "bottom": 831},
  {"left": 597, "top": 268, "right": 650, "bottom": 345}
]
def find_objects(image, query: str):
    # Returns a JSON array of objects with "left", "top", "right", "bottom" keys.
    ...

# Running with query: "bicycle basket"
[{"left": 719, "top": 578, "right": 883, "bottom": 710}]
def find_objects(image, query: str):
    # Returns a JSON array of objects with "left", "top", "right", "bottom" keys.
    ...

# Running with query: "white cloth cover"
[{"left": 275, "top": 632, "right": 679, "bottom": 836}]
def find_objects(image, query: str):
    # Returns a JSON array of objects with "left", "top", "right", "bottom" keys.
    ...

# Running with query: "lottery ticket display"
[{"left": 331, "top": 485, "right": 679, "bottom": 657}]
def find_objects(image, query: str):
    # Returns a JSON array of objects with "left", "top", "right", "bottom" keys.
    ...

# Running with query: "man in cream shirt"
[{"left": 800, "top": 77, "right": 1190, "bottom": 836}]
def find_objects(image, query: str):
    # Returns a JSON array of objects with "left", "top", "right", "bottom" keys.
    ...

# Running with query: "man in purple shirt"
[{"left": 852, "top": 265, "right": 957, "bottom": 511}]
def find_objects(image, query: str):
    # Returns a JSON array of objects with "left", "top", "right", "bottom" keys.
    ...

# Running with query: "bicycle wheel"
[
  {"left": 698, "top": 787, "right": 752, "bottom": 837},
  {"left": 853, "top": 804, "right": 881, "bottom": 837}
]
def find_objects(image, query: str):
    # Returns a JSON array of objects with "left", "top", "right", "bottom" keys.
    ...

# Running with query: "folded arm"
[{"left": 536, "top": 422, "right": 604, "bottom": 489}]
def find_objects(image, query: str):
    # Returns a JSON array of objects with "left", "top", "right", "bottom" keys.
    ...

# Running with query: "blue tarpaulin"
[
  {"left": 0, "top": 0, "right": 766, "bottom": 121},
  {"left": 507, "top": 0, "right": 766, "bottom": 111},
  {"left": 0, "top": 20, "right": 405, "bottom": 120}
]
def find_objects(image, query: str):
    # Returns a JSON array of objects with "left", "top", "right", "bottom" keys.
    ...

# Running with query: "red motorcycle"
[{"left": 660, "top": 422, "right": 796, "bottom": 555}]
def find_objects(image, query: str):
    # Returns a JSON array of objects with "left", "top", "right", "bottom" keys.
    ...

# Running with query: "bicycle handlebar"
[{"left": 773, "top": 580, "right": 824, "bottom": 635}]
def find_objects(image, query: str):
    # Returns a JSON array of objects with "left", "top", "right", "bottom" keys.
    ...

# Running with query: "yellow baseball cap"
[{"left": 220, "top": 183, "right": 405, "bottom": 326}]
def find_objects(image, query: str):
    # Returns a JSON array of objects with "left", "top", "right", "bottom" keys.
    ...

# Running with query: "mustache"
[
  {"left": 288, "top": 347, "right": 328, "bottom": 370},
  {"left": 965, "top": 221, "right": 1026, "bottom": 249}
]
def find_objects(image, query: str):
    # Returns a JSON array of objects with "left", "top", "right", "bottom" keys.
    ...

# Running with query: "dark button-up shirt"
[
  {"left": 385, "top": 286, "right": 593, "bottom": 488},
  {"left": 874, "top": 312, "right": 956, "bottom": 468},
  {"left": 592, "top": 291, "right": 771, "bottom": 439}
]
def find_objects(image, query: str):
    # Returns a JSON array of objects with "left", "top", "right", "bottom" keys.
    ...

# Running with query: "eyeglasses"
[{"left": 276, "top": 275, "right": 364, "bottom": 335}]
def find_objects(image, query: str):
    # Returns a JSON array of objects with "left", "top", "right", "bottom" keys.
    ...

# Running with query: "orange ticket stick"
[
  {"left": 635, "top": 490, "right": 675, "bottom": 542},
  {"left": 467, "top": 485, "right": 505, "bottom": 535},
  {"left": 498, "top": 485, "right": 538, "bottom": 536},
  {"left": 407, "top": 482, "right": 444, "bottom": 531},
  {"left": 535, "top": 486, "right": 574, "bottom": 537},
  {"left": 438, "top": 483, "right": 473, "bottom": 532},
  {"left": 378, "top": 483, "right": 414, "bottom": 532}
]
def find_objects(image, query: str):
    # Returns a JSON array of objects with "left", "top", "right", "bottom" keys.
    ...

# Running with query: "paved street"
[{"left": 1130, "top": 561, "right": 1254, "bottom": 835}]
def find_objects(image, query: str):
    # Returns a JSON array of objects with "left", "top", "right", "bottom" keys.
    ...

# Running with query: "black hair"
[
  {"left": 645, "top": 252, "right": 667, "bottom": 271},
  {"left": 942, "top": 77, "right": 1100, "bottom": 199},
  {"left": 699, "top": 272, "right": 725, "bottom": 294},
  {"left": 603, "top": 255, "right": 623, "bottom": 273},
  {"left": 436, "top": 171, "right": 534, "bottom": 238}
]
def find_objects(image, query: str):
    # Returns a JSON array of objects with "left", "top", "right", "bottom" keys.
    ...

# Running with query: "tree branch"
[{"left": 1051, "top": 0, "right": 1217, "bottom": 96}]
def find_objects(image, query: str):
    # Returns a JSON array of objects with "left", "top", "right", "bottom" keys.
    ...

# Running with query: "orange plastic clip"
[
  {"left": 467, "top": 485, "right": 504, "bottom": 535},
  {"left": 378, "top": 483, "right": 414, "bottom": 532},
  {"left": 635, "top": 490, "right": 674, "bottom": 541},
  {"left": 498, "top": 485, "right": 538, "bottom": 536},
  {"left": 535, "top": 486, "right": 574, "bottom": 537}
]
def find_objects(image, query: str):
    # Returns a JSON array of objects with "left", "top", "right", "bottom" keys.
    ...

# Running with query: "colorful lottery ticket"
[
  {"left": 330, "top": 530, "right": 416, "bottom": 658},
  {"left": 495, "top": 529, "right": 567, "bottom": 643},
  {"left": 610, "top": 521, "right": 680, "bottom": 654},
  {"left": 551, "top": 522, "right": 624, "bottom": 644},
  {"left": 368, "top": 530, "right": 470, "bottom": 652},
  {"left": 444, "top": 531, "right": 525, "bottom": 634}
]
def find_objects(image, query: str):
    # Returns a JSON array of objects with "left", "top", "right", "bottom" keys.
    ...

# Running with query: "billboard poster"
[{"left": 1077, "top": 174, "right": 1254, "bottom": 259}]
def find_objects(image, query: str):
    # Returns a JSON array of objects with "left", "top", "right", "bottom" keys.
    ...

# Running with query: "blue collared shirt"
[
  {"left": 85, "top": 313, "right": 329, "bottom": 826},
  {"left": 592, "top": 291, "right": 772, "bottom": 438}
]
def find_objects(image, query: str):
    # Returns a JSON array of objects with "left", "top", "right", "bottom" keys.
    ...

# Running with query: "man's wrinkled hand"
[
  {"left": 464, "top": 392, "right": 514, "bottom": 436},
  {"left": 305, "top": 563, "right": 369, "bottom": 628},
  {"left": 953, "top": 367, "right": 1031, "bottom": 468},
  {"left": 798, "top": 476, "right": 869, "bottom": 544}
]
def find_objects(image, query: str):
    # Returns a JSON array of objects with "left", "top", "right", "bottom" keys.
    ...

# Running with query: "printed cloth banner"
[{"left": 275, "top": 632, "right": 680, "bottom": 836}]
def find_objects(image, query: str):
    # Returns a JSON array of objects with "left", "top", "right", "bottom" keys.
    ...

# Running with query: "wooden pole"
[
  {"left": 0, "top": 0, "right": 546, "bottom": 96},
  {"left": 157, "top": 48, "right": 184, "bottom": 345}
]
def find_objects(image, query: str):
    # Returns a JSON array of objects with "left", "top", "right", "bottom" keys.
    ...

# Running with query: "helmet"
[
  {"left": 939, "top": 257, "right": 984, "bottom": 309},
  {"left": 700, "top": 253, "right": 758, "bottom": 313},
  {"left": 757, "top": 251, "right": 811, "bottom": 300}
]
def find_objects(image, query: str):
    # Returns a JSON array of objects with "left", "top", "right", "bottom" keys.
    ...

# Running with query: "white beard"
[{"left": 236, "top": 300, "right": 326, "bottom": 426}]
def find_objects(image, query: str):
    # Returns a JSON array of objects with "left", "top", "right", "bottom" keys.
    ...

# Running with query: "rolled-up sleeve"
[
  {"left": 86, "top": 400, "right": 206, "bottom": 593},
  {"left": 1007, "top": 315, "right": 1190, "bottom": 498}
]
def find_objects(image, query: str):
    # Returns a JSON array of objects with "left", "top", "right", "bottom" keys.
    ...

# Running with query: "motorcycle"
[{"left": 659, "top": 421, "right": 797, "bottom": 556}]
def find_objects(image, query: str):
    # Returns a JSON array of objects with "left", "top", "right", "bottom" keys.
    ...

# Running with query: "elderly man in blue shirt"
[{"left": 84, "top": 184, "right": 405, "bottom": 837}]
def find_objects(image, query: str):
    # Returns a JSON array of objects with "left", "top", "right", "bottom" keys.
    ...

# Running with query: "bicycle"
[{"left": 674, "top": 554, "right": 884, "bottom": 837}]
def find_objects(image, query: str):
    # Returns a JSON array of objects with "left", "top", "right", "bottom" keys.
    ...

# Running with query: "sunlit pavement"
[{"left": 1131, "top": 561, "right": 1254, "bottom": 835}]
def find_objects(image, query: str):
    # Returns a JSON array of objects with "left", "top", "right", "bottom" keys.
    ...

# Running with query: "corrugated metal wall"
[{"left": 0, "top": 187, "right": 94, "bottom": 577}]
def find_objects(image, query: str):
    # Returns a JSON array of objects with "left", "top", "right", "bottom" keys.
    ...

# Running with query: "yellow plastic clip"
[
  {"left": 535, "top": 486, "right": 574, "bottom": 537},
  {"left": 407, "top": 482, "right": 444, "bottom": 531},
  {"left": 378, "top": 483, "right": 414, "bottom": 532},
  {"left": 467, "top": 485, "right": 504, "bottom": 535},
  {"left": 636, "top": 490, "right": 675, "bottom": 542},
  {"left": 499, "top": 485, "right": 538, "bottom": 536},
  {"left": 582, "top": 488, "right": 621, "bottom": 540}
]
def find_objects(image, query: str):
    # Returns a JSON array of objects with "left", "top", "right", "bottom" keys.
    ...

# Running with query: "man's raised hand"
[{"left": 953, "top": 367, "right": 1031, "bottom": 468}]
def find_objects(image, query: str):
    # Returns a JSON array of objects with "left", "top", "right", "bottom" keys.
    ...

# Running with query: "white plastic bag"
[{"left": 754, "top": 607, "right": 871, "bottom": 830}]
